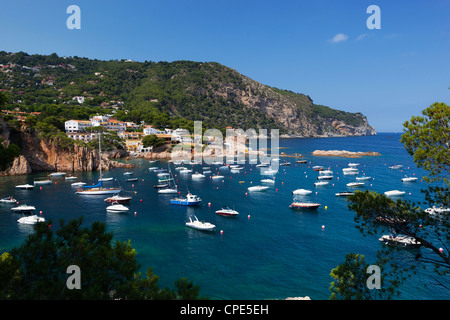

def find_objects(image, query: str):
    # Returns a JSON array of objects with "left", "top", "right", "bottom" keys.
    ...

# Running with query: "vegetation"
[
  {"left": 0, "top": 217, "right": 204, "bottom": 300},
  {"left": 0, "top": 138, "right": 20, "bottom": 171},
  {"left": 142, "top": 134, "right": 165, "bottom": 148},
  {"left": 330, "top": 102, "right": 450, "bottom": 299}
]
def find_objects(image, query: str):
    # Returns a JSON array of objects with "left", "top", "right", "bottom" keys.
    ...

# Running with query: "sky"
[{"left": 1, "top": 0, "right": 449, "bottom": 132}]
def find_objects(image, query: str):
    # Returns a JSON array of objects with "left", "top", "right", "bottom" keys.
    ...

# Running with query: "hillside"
[{"left": 0, "top": 51, "right": 376, "bottom": 137}]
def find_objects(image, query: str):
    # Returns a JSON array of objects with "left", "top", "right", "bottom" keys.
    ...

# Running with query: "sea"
[{"left": 0, "top": 132, "right": 448, "bottom": 300}]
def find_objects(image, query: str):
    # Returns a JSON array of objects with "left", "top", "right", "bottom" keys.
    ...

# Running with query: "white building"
[
  {"left": 172, "top": 128, "right": 192, "bottom": 143},
  {"left": 143, "top": 125, "right": 164, "bottom": 136},
  {"left": 66, "top": 132, "right": 98, "bottom": 142},
  {"left": 72, "top": 96, "right": 85, "bottom": 104},
  {"left": 65, "top": 120, "right": 92, "bottom": 133}
]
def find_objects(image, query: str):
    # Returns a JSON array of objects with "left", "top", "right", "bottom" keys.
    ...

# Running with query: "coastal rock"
[
  {"left": 0, "top": 155, "right": 32, "bottom": 176},
  {"left": 312, "top": 150, "right": 381, "bottom": 158}
]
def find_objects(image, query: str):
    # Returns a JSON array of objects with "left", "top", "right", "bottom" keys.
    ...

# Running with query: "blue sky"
[{"left": 1, "top": 0, "right": 449, "bottom": 132}]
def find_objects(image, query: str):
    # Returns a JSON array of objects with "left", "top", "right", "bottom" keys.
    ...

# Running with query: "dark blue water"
[{"left": 0, "top": 133, "right": 447, "bottom": 300}]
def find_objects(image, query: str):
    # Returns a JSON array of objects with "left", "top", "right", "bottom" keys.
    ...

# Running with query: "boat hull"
[{"left": 170, "top": 199, "right": 201, "bottom": 206}]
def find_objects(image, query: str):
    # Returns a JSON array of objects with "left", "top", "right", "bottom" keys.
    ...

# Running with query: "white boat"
[
  {"left": 212, "top": 175, "right": 225, "bottom": 180},
  {"left": 424, "top": 206, "right": 450, "bottom": 215},
  {"left": 342, "top": 167, "right": 359, "bottom": 172},
  {"left": 11, "top": 204, "right": 36, "bottom": 212},
  {"left": 179, "top": 169, "right": 193, "bottom": 174},
  {"left": 356, "top": 176, "right": 371, "bottom": 181},
  {"left": 34, "top": 179, "right": 52, "bottom": 185},
  {"left": 157, "top": 172, "right": 170, "bottom": 178},
  {"left": 292, "top": 189, "right": 312, "bottom": 195},
  {"left": 158, "top": 187, "right": 178, "bottom": 194},
  {"left": 106, "top": 203, "right": 130, "bottom": 213},
  {"left": 401, "top": 176, "right": 418, "bottom": 182},
  {"left": 384, "top": 190, "right": 406, "bottom": 197},
  {"left": 348, "top": 163, "right": 360, "bottom": 167},
  {"left": 76, "top": 133, "right": 122, "bottom": 195},
  {"left": 347, "top": 182, "right": 364, "bottom": 187},
  {"left": 379, "top": 234, "right": 421, "bottom": 248},
  {"left": 319, "top": 170, "right": 333, "bottom": 175},
  {"left": 71, "top": 182, "right": 86, "bottom": 187},
  {"left": 261, "top": 169, "right": 278, "bottom": 175},
  {"left": 216, "top": 206, "right": 239, "bottom": 217},
  {"left": 256, "top": 163, "right": 270, "bottom": 167},
  {"left": 289, "top": 202, "right": 321, "bottom": 210},
  {"left": 50, "top": 172, "right": 66, "bottom": 177},
  {"left": 104, "top": 195, "right": 132, "bottom": 203},
  {"left": 158, "top": 165, "right": 178, "bottom": 194},
  {"left": 335, "top": 191, "right": 355, "bottom": 197},
  {"left": 185, "top": 215, "right": 216, "bottom": 231},
  {"left": 123, "top": 172, "right": 133, "bottom": 175},
  {"left": 98, "top": 177, "right": 113, "bottom": 182},
  {"left": 248, "top": 185, "right": 269, "bottom": 192},
  {"left": 0, "top": 197, "right": 17, "bottom": 204},
  {"left": 261, "top": 178, "right": 275, "bottom": 184},
  {"left": 17, "top": 215, "right": 45, "bottom": 225},
  {"left": 148, "top": 166, "right": 159, "bottom": 171},
  {"left": 312, "top": 166, "right": 324, "bottom": 171},
  {"left": 317, "top": 175, "right": 333, "bottom": 180},
  {"left": 343, "top": 170, "right": 359, "bottom": 175},
  {"left": 65, "top": 176, "right": 78, "bottom": 180},
  {"left": 389, "top": 165, "right": 403, "bottom": 170},
  {"left": 192, "top": 173, "right": 205, "bottom": 179},
  {"left": 314, "top": 181, "right": 329, "bottom": 186},
  {"left": 15, "top": 184, "right": 34, "bottom": 189}
]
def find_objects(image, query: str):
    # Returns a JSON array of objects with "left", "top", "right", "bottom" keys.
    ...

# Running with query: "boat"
[
  {"left": 312, "top": 166, "right": 324, "bottom": 171},
  {"left": 179, "top": 169, "right": 193, "bottom": 174},
  {"left": 384, "top": 190, "right": 406, "bottom": 197},
  {"left": 212, "top": 175, "right": 225, "bottom": 180},
  {"left": 289, "top": 202, "right": 321, "bottom": 210},
  {"left": 192, "top": 173, "right": 205, "bottom": 179},
  {"left": 379, "top": 234, "right": 421, "bottom": 248},
  {"left": 158, "top": 187, "right": 178, "bottom": 194},
  {"left": 216, "top": 206, "right": 239, "bottom": 217},
  {"left": 256, "top": 163, "right": 270, "bottom": 167},
  {"left": 65, "top": 176, "right": 78, "bottom": 180},
  {"left": 153, "top": 183, "right": 169, "bottom": 188},
  {"left": 261, "top": 178, "right": 275, "bottom": 184},
  {"left": 11, "top": 204, "right": 36, "bottom": 212},
  {"left": 343, "top": 170, "right": 359, "bottom": 175},
  {"left": 356, "top": 176, "right": 371, "bottom": 181},
  {"left": 401, "top": 176, "right": 418, "bottom": 182},
  {"left": 106, "top": 202, "right": 130, "bottom": 213},
  {"left": 76, "top": 133, "right": 122, "bottom": 195},
  {"left": 170, "top": 193, "right": 202, "bottom": 206},
  {"left": 123, "top": 172, "right": 133, "bottom": 175},
  {"left": 126, "top": 178, "right": 138, "bottom": 182},
  {"left": 247, "top": 185, "right": 270, "bottom": 192},
  {"left": 279, "top": 162, "right": 291, "bottom": 166},
  {"left": 0, "top": 196, "right": 17, "bottom": 204},
  {"left": 15, "top": 184, "right": 34, "bottom": 189},
  {"left": 261, "top": 169, "right": 278, "bottom": 175},
  {"left": 292, "top": 189, "right": 312, "bottom": 195},
  {"left": 424, "top": 206, "right": 450, "bottom": 215},
  {"left": 17, "top": 215, "right": 45, "bottom": 225},
  {"left": 98, "top": 177, "right": 114, "bottom": 182},
  {"left": 50, "top": 172, "right": 66, "bottom": 177},
  {"left": 296, "top": 160, "right": 307, "bottom": 163},
  {"left": 335, "top": 191, "right": 355, "bottom": 197},
  {"left": 342, "top": 168, "right": 359, "bottom": 175},
  {"left": 185, "top": 215, "right": 216, "bottom": 231},
  {"left": 158, "top": 165, "right": 178, "bottom": 194},
  {"left": 314, "top": 181, "right": 329, "bottom": 186},
  {"left": 71, "top": 182, "right": 86, "bottom": 187},
  {"left": 157, "top": 172, "right": 170, "bottom": 178},
  {"left": 348, "top": 163, "right": 360, "bottom": 167},
  {"left": 319, "top": 170, "right": 333, "bottom": 175},
  {"left": 34, "top": 179, "right": 52, "bottom": 185},
  {"left": 148, "top": 166, "right": 159, "bottom": 171},
  {"left": 317, "top": 175, "right": 333, "bottom": 180},
  {"left": 104, "top": 195, "right": 132, "bottom": 203},
  {"left": 389, "top": 165, "right": 403, "bottom": 170},
  {"left": 347, "top": 182, "right": 364, "bottom": 187}
]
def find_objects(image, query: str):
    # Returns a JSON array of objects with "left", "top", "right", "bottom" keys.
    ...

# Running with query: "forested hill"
[{"left": 0, "top": 51, "right": 376, "bottom": 136}]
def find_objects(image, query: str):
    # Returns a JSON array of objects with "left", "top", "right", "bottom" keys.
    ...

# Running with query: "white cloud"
[
  {"left": 330, "top": 33, "right": 348, "bottom": 43},
  {"left": 356, "top": 33, "right": 368, "bottom": 41}
]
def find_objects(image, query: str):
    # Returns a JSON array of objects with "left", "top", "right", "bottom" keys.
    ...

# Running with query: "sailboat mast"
[{"left": 99, "top": 132, "right": 102, "bottom": 179}]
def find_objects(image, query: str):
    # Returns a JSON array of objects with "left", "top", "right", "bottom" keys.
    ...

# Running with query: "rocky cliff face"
[{"left": 0, "top": 124, "right": 128, "bottom": 176}]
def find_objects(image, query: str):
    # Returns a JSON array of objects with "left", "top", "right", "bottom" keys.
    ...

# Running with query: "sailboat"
[
  {"left": 76, "top": 132, "right": 122, "bottom": 195},
  {"left": 158, "top": 164, "right": 178, "bottom": 194}
]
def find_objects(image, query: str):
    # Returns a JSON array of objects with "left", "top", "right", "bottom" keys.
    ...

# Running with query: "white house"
[
  {"left": 72, "top": 96, "right": 85, "bottom": 104},
  {"left": 65, "top": 120, "right": 92, "bottom": 133},
  {"left": 143, "top": 125, "right": 163, "bottom": 136},
  {"left": 172, "top": 128, "right": 192, "bottom": 143}
]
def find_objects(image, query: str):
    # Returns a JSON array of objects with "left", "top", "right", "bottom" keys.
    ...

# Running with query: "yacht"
[
  {"left": 34, "top": 179, "right": 52, "bottom": 185},
  {"left": 104, "top": 195, "right": 132, "bottom": 203},
  {"left": 0, "top": 196, "right": 17, "bottom": 203}
]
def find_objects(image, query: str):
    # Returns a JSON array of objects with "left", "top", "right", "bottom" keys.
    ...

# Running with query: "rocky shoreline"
[{"left": 312, "top": 150, "right": 381, "bottom": 158}]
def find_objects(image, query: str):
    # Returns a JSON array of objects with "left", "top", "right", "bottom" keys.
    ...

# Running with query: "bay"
[{"left": 0, "top": 133, "right": 447, "bottom": 300}]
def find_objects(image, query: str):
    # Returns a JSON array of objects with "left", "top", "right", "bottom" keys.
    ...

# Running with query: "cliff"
[{"left": 0, "top": 124, "right": 129, "bottom": 176}]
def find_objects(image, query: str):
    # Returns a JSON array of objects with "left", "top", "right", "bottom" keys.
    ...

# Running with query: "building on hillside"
[
  {"left": 66, "top": 132, "right": 98, "bottom": 142},
  {"left": 65, "top": 120, "right": 92, "bottom": 133},
  {"left": 143, "top": 125, "right": 164, "bottom": 136},
  {"left": 118, "top": 131, "right": 144, "bottom": 152}
]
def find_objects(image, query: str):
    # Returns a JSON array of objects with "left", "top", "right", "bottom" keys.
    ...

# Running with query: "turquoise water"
[{"left": 0, "top": 133, "right": 448, "bottom": 300}]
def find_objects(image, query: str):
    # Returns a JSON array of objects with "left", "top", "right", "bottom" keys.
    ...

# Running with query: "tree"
[
  {"left": 331, "top": 103, "right": 450, "bottom": 299},
  {"left": 0, "top": 217, "right": 203, "bottom": 299},
  {"left": 142, "top": 134, "right": 165, "bottom": 148}
]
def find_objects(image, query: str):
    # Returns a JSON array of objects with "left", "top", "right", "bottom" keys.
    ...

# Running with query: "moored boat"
[
  {"left": 170, "top": 193, "right": 202, "bottom": 206},
  {"left": 289, "top": 202, "right": 321, "bottom": 210},
  {"left": 314, "top": 181, "right": 329, "bottom": 186},
  {"left": 215, "top": 206, "right": 239, "bottom": 217},
  {"left": 185, "top": 215, "right": 216, "bottom": 231},
  {"left": 11, "top": 204, "right": 36, "bottom": 212},
  {"left": 15, "top": 184, "right": 34, "bottom": 189},
  {"left": 347, "top": 182, "right": 364, "bottom": 187},
  {"left": 401, "top": 176, "right": 418, "bottom": 182},
  {"left": 17, "top": 214, "right": 45, "bottom": 225},
  {"left": 379, "top": 234, "right": 421, "bottom": 248},
  {"left": 335, "top": 191, "right": 355, "bottom": 197},
  {"left": 104, "top": 195, "right": 132, "bottom": 203},
  {"left": 247, "top": 185, "right": 270, "bottom": 192},
  {"left": 0, "top": 196, "right": 17, "bottom": 203},
  {"left": 106, "top": 202, "right": 130, "bottom": 213},
  {"left": 384, "top": 190, "right": 406, "bottom": 197},
  {"left": 389, "top": 165, "right": 403, "bottom": 170},
  {"left": 292, "top": 189, "right": 312, "bottom": 195}
]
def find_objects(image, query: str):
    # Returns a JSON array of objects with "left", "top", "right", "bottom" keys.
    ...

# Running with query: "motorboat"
[
  {"left": 317, "top": 175, "right": 333, "bottom": 180},
  {"left": 319, "top": 170, "right": 333, "bottom": 175},
  {"left": 15, "top": 184, "right": 34, "bottom": 189},
  {"left": 348, "top": 163, "right": 360, "bottom": 167},
  {"left": 154, "top": 183, "right": 169, "bottom": 188},
  {"left": 158, "top": 187, "right": 178, "bottom": 194},
  {"left": 261, "top": 178, "right": 275, "bottom": 184},
  {"left": 192, "top": 173, "right": 205, "bottom": 179},
  {"left": 50, "top": 172, "right": 66, "bottom": 177},
  {"left": 17, "top": 215, "right": 45, "bottom": 225},
  {"left": 126, "top": 178, "right": 138, "bottom": 182},
  {"left": 261, "top": 169, "right": 278, "bottom": 175},
  {"left": 296, "top": 160, "right": 307, "bottom": 163},
  {"left": 256, "top": 163, "right": 270, "bottom": 167},
  {"left": 292, "top": 189, "right": 312, "bottom": 195},
  {"left": 384, "top": 190, "right": 406, "bottom": 197},
  {"left": 424, "top": 206, "right": 450, "bottom": 215},
  {"left": 157, "top": 172, "right": 170, "bottom": 178},
  {"left": 401, "top": 176, "right": 418, "bottom": 182},
  {"left": 180, "top": 169, "right": 193, "bottom": 174},
  {"left": 106, "top": 202, "right": 130, "bottom": 213},
  {"left": 104, "top": 195, "right": 132, "bottom": 203},
  {"left": 123, "top": 172, "right": 133, "bottom": 175},
  {"left": 11, "top": 204, "right": 36, "bottom": 212},
  {"left": 347, "top": 182, "right": 364, "bottom": 187},
  {"left": 356, "top": 176, "right": 371, "bottom": 181},
  {"left": 71, "top": 182, "right": 86, "bottom": 187},
  {"left": 158, "top": 165, "right": 178, "bottom": 193},
  {"left": 34, "top": 179, "right": 52, "bottom": 185},
  {"left": 185, "top": 215, "right": 216, "bottom": 231},
  {"left": 148, "top": 166, "right": 159, "bottom": 171},
  {"left": 342, "top": 167, "right": 358, "bottom": 172},
  {"left": 379, "top": 234, "right": 421, "bottom": 248},
  {"left": 98, "top": 177, "right": 113, "bottom": 182},
  {"left": 65, "top": 176, "right": 78, "bottom": 180},
  {"left": 342, "top": 168, "right": 359, "bottom": 175},
  {"left": 170, "top": 193, "right": 202, "bottom": 206},
  {"left": 0, "top": 196, "right": 17, "bottom": 204},
  {"left": 314, "top": 181, "right": 329, "bottom": 186},
  {"left": 216, "top": 206, "right": 239, "bottom": 217},
  {"left": 312, "top": 166, "right": 324, "bottom": 171},
  {"left": 389, "top": 165, "right": 403, "bottom": 170},
  {"left": 212, "top": 175, "right": 225, "bottom": 180},
  {"left": 343, "top": 170, "right": 359, "bottom": 175},
  {"left": 335, "top": 191, "right": 355, "bottom": 197},
  {"left": 279, "top": 162, "right": 291, "bottom": 166},
  {"left": 247, "top": 185, "right": 270, "bottom": 192},
  {"left": 289, "top": 202, "right": 321, "bottom": 210}
]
